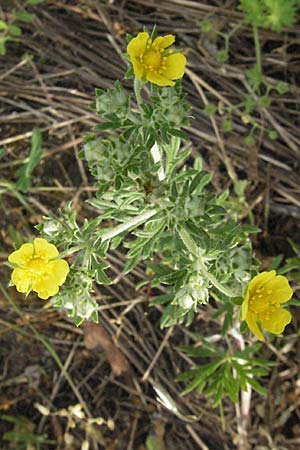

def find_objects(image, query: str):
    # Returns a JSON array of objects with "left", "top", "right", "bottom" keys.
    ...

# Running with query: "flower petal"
[
  {"left": 246, "top": 311, "right": 264, "bottom": 341},
  {"left": 248, "top": 271, "right": 276, "bottom": 296},
  {"left": 32, "top": 275, "right": 60, "bottom": 300},
  {"left": 153, "top": 34, "right": 175, "bottom": 49},
  {"left": 31, "top": 260, "right": 69, "bottom": 300},
  {"left": 131, "top": 59, "right": 145, "bottom": 80},
  {"left": 146, "top": 71, "right": 175, "bottom": 87},
  {"left": 163, "top": 53, "right": 186, "bottom": 80},
  {"left": 11, "top": 268, "right": 31, "bottom": 294},
  {"left": 127, "top": 32, "right": 149, "bottom": 58},
  {"left": 241, "top": 291, "right": 249, "bottom": 320},
  {"left": 261, "top": 308, "right": 292, "bottom": 335},
  {"left": 47, "top": 260, "right": 70, "bottom": 285},
  {"left": 33, "top": 238, "right": 59, "bottom": 261},
  {"left": 8, "top": 243, "right": 34, "bottom": 267},
  {"left": 265, "top": 275, "right": 293, "bottom": 304}
]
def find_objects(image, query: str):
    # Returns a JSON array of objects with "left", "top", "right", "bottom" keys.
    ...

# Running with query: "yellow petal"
[
  {"left": 260, "top": 308, "right": 292, "bottom": 335},
  {"left": 241, "top": 291, "right": 249, "bottom": 320},
  {"left": 33, "top": 238, "right": 59, "bottom": 261},
  {"left": 146, "top": 71, "right": 175, "bottom": 87},
  {"left": 48, "top": 259, "right": 70, "bottom": 285},
  {"left": 265, "top": 275, "right": 293, "bottom": 304},
  {"left": 127, "top": 32, "right": 149, "bottom": 58},
  {"left": 8, "top": 243, "right": 34, "bottom": 267},
  {"left": 32, "top": 275, "right": 60, "bottom": 300},
  {"left": 246, "top": 311, "right": 264, "bottom": 341},
  {"left": 131, "top": 59, "right": 145, "bottom": 80},
  {"left": 163, "top": 53, "right": 186, "bottom": 80},
  {"left": 11, "top": 268, "right": 31, "bottom": 294},
  {"left": 32, "top": 260, "right": 69, "bottom": 299},
  {"left": 153, "top": 34, "right": 175, "bottom": 49},
  {"left": 248, "top": 271, "right": 276, "bottom": 296}
]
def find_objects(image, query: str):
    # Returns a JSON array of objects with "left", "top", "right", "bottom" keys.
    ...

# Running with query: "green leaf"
[
  {"left": 204, "top": 103, "right": 217, "bottom": 116},
  {"left": 246, "top": 64, "right": 263, "bottom": 90},
  {"left": 263, "top": 0, "right": 298, "bottom": 32},
  {"left": 26, "top": 0, "right": 45, "bottom": 4},
  {"left": 93, "top": 121, "right": 122, "bottom": 131},
  {"left": 269, "top": 254, "right": 283, "bottom": 270},
  {"left": 150, "top": 294, "right": 174, "bottom": 305},
  {"left": 245, "top": 376, "right": 266, "bottom": 395},
  {"left": 95, "top": 269, "right": 112, "bottom": 285},
  {"left": 244, "top": 135, "right": 256, "bottom": 146},
  {"left": 200, "top": 20, "right": 212, "bottom": 33},
  {"left": 240, "top": 224, "right": 260, "bottom": 234},
  {"left": 123, "top": 249, "right": 143, "bottom": 274},
  {"left": 259, "top": 95, "right": 271, "bottom": 108},
  {"left": 239, "top": 0, "right": 267, "bottom": 27},
  {"left": 223, "top": 372, "right": 239, "bottom": 402},
  {"left": 276, "top": 81, "right": 289, "bottom": 94},
  {"left": 0, "top": 20, "right": 7, "bottom": 30},
  {"left": 168, "top": 128, "right": 188, "bottom": 140},
  {"left": 177, "top": 345, "right": 221, "bottom": 358},
  {"left": 7, "top": 25, "right": 22, "bottom": 36},
  {"left": 189, "top": 171, "right": 208, "bottom": 194},
  {"left": 91, "top": 311, "right": 99, "bottom": 323},
  {"left": 146, "top": 435, "right": 165, "bottom": 450},
  {"left": 0, "top": 38, "right": 6, "bottom": 56},
  {"left": 216, "top": 50, "right": 229, "bottom": 63},
  {"left": 124, "top": 65, "right": 134, "bottom": 79},
  {"left": 15, "top": 128, "right": 43, "bottom": 192},
  {"left": 16, "top": 11, "right": 35, "bottom": 22},
  {"left": 160, "top": 304, "right": 178, "bottom": 328},
  {"left": 222, "top": 119, "right": 233, "bottom": 133},
  {"left": 180, "top": 361, "right": 224, "bottom": 396},
  {"left": 74, "top": 316, "right": 85, "bottom": 327},
  {"left": 268, "top": 130, "right": 278, "bottom": 140}
]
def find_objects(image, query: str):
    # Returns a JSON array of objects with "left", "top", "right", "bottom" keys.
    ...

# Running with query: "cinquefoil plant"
[{"left": 7, "top": 28, "right": 295, "bottom": 407}]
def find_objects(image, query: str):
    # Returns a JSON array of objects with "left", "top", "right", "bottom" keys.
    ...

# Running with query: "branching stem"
[
  {"left": 101, "top": 209, "right": 158, "bottom": 242},
  {"left": 178, "top": 227, "right": 236, "bottom": 298}
]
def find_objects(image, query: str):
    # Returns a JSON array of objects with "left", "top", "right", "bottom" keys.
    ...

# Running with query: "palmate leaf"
[
  {"left": 178, "top": 340, "right": 271, "bottom": 405},
  {"left": 263, "top": 0, "right": 298, "bottom": 32},
  {"left": 239, "top": 0, "right": 267, "bottom": 26}
]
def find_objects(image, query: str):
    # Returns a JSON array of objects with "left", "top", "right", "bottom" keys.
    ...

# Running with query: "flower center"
[
  {"left": 248, "top": 287, "right": 279, "bottom": 318},
  {"left": 27, "top": 258, "right": 47, "bottom": 276},
  {"left": 142, "top": 50, "right": 161, "bottom": 70}
]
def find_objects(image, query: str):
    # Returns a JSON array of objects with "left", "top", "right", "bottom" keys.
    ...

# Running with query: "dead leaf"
[{"left": 83, "top": 322, "right": 130, "bottom": 376}]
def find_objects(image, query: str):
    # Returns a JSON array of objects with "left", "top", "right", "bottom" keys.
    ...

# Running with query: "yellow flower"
[
  {"left": 241, "top": 271, "right": 293, "bottom": 340},
  {"left": 8, "top": 238, "right": 69, "bottom": 300},
  {"left": 127, "top": 31, "right": 186, "bottom": 87}
]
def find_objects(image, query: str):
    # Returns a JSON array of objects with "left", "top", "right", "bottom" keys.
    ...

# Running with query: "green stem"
[
  {"left": 134, "top": 77, "right": 144, "bottom": 114},
  {"left": 253, "top": 25, "right": 262, "bottom": 78},
  {"left": 59, "top": 245, "right": 83, "bottom": 258},
  {"left": 178, "top": 227, "right": 201, "bottom": 257},
  {"left": 178, "top": 227, "right": 236, "bottom": 298},
  {"left": 101, "top": 208, "right": 158, "bottom": 242},
  {"left": 196, "top": 258, "right": 236, "bottom": 298}
]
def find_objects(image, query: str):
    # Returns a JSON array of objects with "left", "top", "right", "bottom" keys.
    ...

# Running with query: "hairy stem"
[
  {"left": 134, "top": 77, "right": 144, "bottom": 113},
  {"left": 178, "top": 227, "right": 236, "bottom": 298},
  {"left": 101, "top": 209, "right": 158, "bottom": 242}
]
